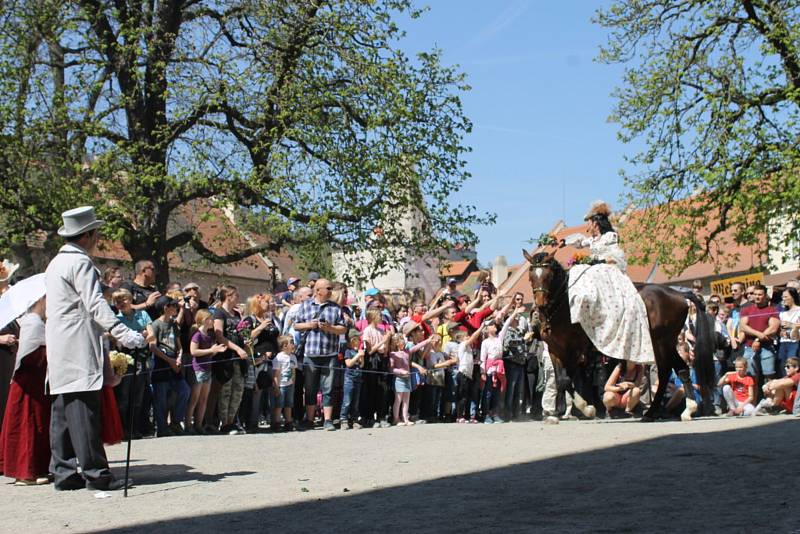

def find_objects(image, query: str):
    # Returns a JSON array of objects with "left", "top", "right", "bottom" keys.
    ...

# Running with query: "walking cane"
[{"left": 123, "top": 353, "right": 137, "bottom": 498}]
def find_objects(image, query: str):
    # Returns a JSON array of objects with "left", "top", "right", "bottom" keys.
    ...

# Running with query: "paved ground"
[{"left": 1, "top": 415, "right": 797, "bottom": 533}]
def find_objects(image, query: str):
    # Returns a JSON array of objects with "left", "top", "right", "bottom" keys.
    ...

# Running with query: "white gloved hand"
[
  {"left": 562, "top": 233, "right": 585, "bottom": 246},
  {"left": 119, "top": 331, "right": 146, "bottom": 350}
]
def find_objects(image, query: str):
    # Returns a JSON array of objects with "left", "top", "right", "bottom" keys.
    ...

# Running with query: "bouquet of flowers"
[
  {"left": 566, "top": 252, "right": 591, "bottom": 268},
  {"left": 109, "top": 350, "right": 134, "bottom": 376},
  {"left": 533, "top": 233, "right": 558, "bottom": 248},
  {"left": 236, "top": 319, "right": 256, "bottom": 365}
]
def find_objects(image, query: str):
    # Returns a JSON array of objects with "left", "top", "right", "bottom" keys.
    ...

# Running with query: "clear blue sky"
[{"left": 400, "top": 1, "right": 638, "bottom": 267}]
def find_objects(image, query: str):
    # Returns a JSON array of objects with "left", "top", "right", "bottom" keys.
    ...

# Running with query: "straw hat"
[{"left": 583, "top": 200, "right": 612, "bottom": 221}]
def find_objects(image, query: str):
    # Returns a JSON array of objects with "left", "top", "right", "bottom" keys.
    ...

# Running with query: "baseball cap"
[
  {"left": 347, "top": 329, "right": 361, "bottom": 340},
  {"left": 183, "top": 282, "right": 200, "bottom": 291},
  {"left": 307, "top": 272, "right": 320, "bottom": 281},
  {"left": 287, "top": 277, "right": 300, "bottom": 286},
  {"left": 447, "top": 277, "right": 457, "bottom": 285},
  {"left": 364, "top": 288, "right": 380, "bottom": 297}
]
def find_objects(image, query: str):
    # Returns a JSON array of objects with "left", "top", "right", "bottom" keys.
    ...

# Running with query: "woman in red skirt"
[{"left": 0, "top": 299, "right": 51, "bottom": 485}]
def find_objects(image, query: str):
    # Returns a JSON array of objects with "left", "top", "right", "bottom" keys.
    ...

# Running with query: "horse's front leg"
[{"left": 642, "top": 364, "right": 670, "bottom": 422}]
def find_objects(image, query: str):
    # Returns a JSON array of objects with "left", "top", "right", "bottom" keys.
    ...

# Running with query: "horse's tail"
[{"left": 685, "top": 292, "right": 716, "bottom": 388}]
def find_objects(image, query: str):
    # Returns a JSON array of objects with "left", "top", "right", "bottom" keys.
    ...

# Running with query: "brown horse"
[{"left": 523, "top": 250, "right": 716, "bottom": 422}]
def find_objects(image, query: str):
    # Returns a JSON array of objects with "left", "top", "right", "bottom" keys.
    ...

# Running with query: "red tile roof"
[{"left": 441, "top": 259, "right": 476, "bottom": 278}]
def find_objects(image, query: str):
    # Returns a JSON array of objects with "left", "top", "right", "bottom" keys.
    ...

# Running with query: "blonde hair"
[
  {"left": 194, "top": 309, "right": 212, "bottom": 331},
  {"left": 166, "top": 289, "right": 184, "bottom": 301},
  {"left": 391, "top": 333, "right": 406, "bottom": 351},
  {"left": 278, "top": 335, "right": 294, "bottom": 350},
  {"left": 366, "top": 308, "right": 382, "bottom": 325},
  {"left": 452, "top": 330, "right": 467, "bottom": 343},
  {"left": 112, "top": 288, "right": 132, "bottom": 307}
]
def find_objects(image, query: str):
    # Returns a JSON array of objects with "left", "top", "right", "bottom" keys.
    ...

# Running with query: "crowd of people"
[{"left": 0, "top": 204, "right": 798, "bottom": 491}]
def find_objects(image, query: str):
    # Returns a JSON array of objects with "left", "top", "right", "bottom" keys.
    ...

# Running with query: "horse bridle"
[{"left": 529, "top": 262, "right": 568, "bottom": 334}]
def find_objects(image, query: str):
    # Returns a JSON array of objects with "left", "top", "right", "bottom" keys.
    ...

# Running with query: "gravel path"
[{"left": 1, "top": 415, "right": 796, "bottom": 533}]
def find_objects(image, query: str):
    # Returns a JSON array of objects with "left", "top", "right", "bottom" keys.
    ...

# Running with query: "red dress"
[
  {"left": 100, "top": 385, "right": 123, "bottom": 446},
  {"left": 0, "top": 347, "right": 50, "bottom": 480}
]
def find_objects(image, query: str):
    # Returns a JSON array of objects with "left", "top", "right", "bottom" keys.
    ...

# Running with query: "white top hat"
[{"left": 58, "top": 206, "right": 105, "bottom": 238}]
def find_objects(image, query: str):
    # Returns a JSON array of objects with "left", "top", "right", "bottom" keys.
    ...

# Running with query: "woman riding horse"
[
  {"left": 563, "top": 200, "right": 626, "bottom": 271},
  {"left": 525, "top": 201, "right": 716, "bottom": 421}
]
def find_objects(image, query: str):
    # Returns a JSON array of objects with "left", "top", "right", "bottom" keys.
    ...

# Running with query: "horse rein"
[{"left": 529, "top": 262, "right": 597, "bottom": 336}]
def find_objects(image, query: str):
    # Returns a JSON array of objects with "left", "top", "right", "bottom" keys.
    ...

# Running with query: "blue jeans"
[
  {"left": 152, "top": 374, "right": 190, "bottom": 433},
  {"left": 713, "top": 360, "right": 723, "bottom": 409},
  {"left": 744, "top": 345, "right": 777, "bottom": 376},
  {"left": 777, "top": 341, "right": 799, "bottom": 377},
  {"left": 483, "top": 376, "right": 503, "bottom": 416},
  {"left": 340, "top": 373, "right": 362, "bottom": 423}
]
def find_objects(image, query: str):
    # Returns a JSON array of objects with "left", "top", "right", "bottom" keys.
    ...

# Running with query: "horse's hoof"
[
  {"left": 544, "top": 416, "right": 560, "bottom": 425},
  {"left": 584, "top": 406, "right": 597, "bottom": 419},
  {"left": 681, "top": 399, "right": 697, "bottom": 422}
]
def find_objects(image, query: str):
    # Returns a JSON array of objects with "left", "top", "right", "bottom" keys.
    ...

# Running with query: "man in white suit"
[{"left": 46, "top": 206, "right": 145, "bottom": 491}]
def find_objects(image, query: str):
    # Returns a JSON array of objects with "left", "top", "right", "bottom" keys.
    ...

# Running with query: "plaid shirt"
[{"left": 296, "top": 299, "right": 345, "bottom": 357}]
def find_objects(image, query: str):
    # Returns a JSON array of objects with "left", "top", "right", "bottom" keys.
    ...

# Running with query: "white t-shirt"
[
  {"left": 779, "top": 308, "right": 800, "bottom": 339},
  {"left": 457, "top": 342, "right": 474, "bottom": 378},
  {"left": 273, "top": 351, "right": 297, "bottom": 386},
  {"left": 426, "top": 351, "right": 446, "bottom": 387}
]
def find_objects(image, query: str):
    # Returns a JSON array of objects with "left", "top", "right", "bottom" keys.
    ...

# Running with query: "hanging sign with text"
[{"left": 710, "top": 272, "right": 765, "bottom": 297}]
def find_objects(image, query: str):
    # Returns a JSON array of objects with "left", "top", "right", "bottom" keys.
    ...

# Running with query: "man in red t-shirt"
[
  {"left": 756, "top": 357, "right": 800, "bottom": 414},
  {"left": 739, "top": 284, "right": 780, "bottom": 378},
  {"left": 718, "top": 357, "right": 755, "bottom": 416}
]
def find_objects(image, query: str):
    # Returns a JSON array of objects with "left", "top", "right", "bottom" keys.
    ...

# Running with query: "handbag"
[
  {"left": 410, "top": 369, "right": 426, "bottom": 391},
  {"left": 212, "top": 351, "right": 234, "bottom": 384},
  {"left": 255, "top": 361, "right": 272, "bottom": 390}
]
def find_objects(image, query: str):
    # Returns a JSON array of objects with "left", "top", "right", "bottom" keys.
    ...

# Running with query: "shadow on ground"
[
  {"left": 125, "top": 464, "right": 256, "bottom": 486},
  {"left": 105, "top": 419, "right": 797, "bottom": 533}
]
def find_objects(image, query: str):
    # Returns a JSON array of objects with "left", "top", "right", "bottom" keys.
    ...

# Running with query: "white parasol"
[{"left": 0, "top": 273, "right": 46, "bottom": 331}]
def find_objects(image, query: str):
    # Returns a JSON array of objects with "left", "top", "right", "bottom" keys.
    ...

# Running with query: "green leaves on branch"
[
  {"left": 596, "top": 0, "right": 800, "bottom": 275},
  {"left": 0, "top": 0, "right": 489, "bottom": 286}
]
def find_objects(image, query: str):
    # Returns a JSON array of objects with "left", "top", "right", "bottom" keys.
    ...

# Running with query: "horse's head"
[{"left": 523, "top": 249, "right": 564, "bottom": 309}]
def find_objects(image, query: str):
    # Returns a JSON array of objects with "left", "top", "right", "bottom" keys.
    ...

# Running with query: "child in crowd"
[
  {"left": 719, "top": 356, "right": 756, "bottom": 416},
  {"left": 422, "top": 334, "right": 450, "bottom": 422},
  {"left": 149, "top": 297, "right": 191, "bottom": 437},
  {"left": 340, "top": 330, "right": 365, "bottom": 429},
  {"left": 389, "top": 333, "right": 433, "bottom": 426},
  {"left": 361, "top": 309, "right": 392, "bottom": 428},
  {"left": 755, "top": 357, "right": 800, "bottom": 414},
  {"left": 272, "top": 335, "right": 298, "bottom": 431},
  {"left": 188, "top": 309, "right": 227, "bottom": 434},
  {"left": 442, "top": 323, "right": 461, "bottom": 420},
  {"left": 455, "top": 326, "right": 485, "bottom": 423},
  {"left": 480, "top": 308, "right": 520, "bottom": 424}
]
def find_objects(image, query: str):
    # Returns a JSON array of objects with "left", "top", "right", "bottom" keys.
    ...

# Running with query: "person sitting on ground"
[
  {"left": 755, "top": 357, "right": 800, "bottom": 415},
  {"left": 719, "top": 356, "right": 756, "bottom": 416},
  {"left": 602, "top": 360, "right": 643, "bottom": 417}
]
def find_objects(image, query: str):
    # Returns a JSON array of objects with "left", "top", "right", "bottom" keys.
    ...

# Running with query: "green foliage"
[
  {"left": 0, "top": 0, "right": 489, "bottom": 286},
  {"left": 596, "top": 0, "right": 800, "bottom": 275}
]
